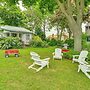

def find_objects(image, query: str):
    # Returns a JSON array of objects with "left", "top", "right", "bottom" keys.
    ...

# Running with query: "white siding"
[{"left": 22, "top": 34, "right": 32, "bottom": 45}]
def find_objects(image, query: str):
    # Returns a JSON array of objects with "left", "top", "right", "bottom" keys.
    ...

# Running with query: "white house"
[{"left": 0, "top": 25, "right": 33, "bottom": 45}]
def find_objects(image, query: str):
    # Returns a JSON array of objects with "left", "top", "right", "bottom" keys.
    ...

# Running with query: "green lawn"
[{"left": 0, "top": 47, "right": 90, "bottom": 90}]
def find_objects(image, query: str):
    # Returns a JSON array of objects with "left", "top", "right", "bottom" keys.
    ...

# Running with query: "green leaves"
[
  {"left": 0, "top": 5, "right": 26, "bottom": 26},
  {"left": 22, "top": 0, "right": 39, "bottom": 6},
  {"left": 0, "top": 0, "right": 18, "bottom": 5},
  {"left": 39, "top": 0, "right": 57, "bottom": 14},
  {"left": 85, "top": 0, "right": 90, "bottom": 6},
  {"left": 0, "top": 37, "right": 22, "bottom": 49}
]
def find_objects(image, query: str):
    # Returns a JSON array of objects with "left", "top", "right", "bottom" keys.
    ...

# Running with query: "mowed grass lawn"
[{"left": 0, "top": 47, "right": 90, "bottom": 90}]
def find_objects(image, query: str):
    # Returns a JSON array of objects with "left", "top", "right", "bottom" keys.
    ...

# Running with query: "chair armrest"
[
  {"left": 79, "top": 60, "right": 88, "bottom": 65},
  {"left": 73, "top": 55, "right": 79, "bottom": 58},
  {"left": 86, "top": 65, "right": 90, "bottom": 67},
  {"left": 81, "top": 64, "right": 90, "bottom": 69},
  {"left": 73, "top": 55, "right": 79, "bottom": 57},
  {"left": 42, "top": 58, "right": 50, "bottom": 61}
]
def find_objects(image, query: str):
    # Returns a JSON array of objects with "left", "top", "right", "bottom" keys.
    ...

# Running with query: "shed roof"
[{"left": 0, "top": 25, "right": 33, "bottom": 34}]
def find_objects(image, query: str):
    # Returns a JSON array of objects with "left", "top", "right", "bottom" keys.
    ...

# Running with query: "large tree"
[{"left": 55, "top": 0, "right": 84, "bottom": 51}]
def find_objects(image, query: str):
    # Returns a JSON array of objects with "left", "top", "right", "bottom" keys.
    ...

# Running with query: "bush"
[
  {"left": 63, "top": 49, "right": 79, "bottom": 60},
  {"left": 82, "top": 34, "right": 90, "bottom": 54},
  {"left": 30, "top": 36, "right": 48, "bottom": 47},
  {"left": 0, "top": 37, "right": 22, "bottom": 49},
  {"left": 82, "top": 34, "right": 86, "bottom": 48},
  {"left": 46, "top": 39, "right": 64, "bottom": 47},
  {"left": 41, "top": 41, "right": 49, "bottom": 48},
  {"left": 64, "top": 39, "right": 74, "bottom": 48},
  {"left": 57, "top": 40, "right": 64, "bottom": 47},
  {"left": 48, "top": 39, "right": 57, "bottom": 46}
]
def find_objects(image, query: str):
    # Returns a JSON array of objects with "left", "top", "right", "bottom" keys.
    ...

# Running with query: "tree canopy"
[{"left": 0, "top": 5, "right": 26, "bottom": 26}]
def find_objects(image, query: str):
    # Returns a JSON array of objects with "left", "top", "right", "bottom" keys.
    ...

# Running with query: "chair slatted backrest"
[
  {"left": 79, "top": 50, "right": 88, "bottom": 61},
  {"left": 55, "top": 48, "right": 62, "bottom": 57},
  {"left": 30, "top": 52, "right": 40, "bottom": 61}
]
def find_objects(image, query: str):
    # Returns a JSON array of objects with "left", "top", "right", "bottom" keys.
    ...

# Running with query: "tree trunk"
[
  {"left": 59, "top": 28, "right": 63, "bottom": 41},
  {"left": 73, "top": 26, "right": 82, "bottom": 51},
  {"left": 43, "top": 19, "right": 46, "bottom": 39},
  {"left": 56, "top": 24, "right": 60, "bottom": 40},
  {"left": 74, "top": 33, "right": 82, "bottom": 51},
  {"left": 67, "top": 16, "right": 82, "bottom": 51},
  {"left": 68, "top": 28, "right": 72, "bottom": 39}
]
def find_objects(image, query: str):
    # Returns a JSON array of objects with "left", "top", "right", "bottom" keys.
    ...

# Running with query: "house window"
[
  {"left": 19, "top": 34, "right": 22, "bottom": 38},
  {"left": 7, "top": 33, "right": 10, "bottom": 36},
  {"left": 26, "top": 34, "right": 30, "bottom": 40},
  {"left": 11, "top": 33, "right": 17, "bottom": 37}
]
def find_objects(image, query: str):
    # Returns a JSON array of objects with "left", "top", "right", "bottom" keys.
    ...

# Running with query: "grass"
[{"left": 0, "top": 47, "right": 90, "bottom": 90}]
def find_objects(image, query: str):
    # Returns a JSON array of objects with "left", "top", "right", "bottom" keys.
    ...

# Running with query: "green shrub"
[
  {"left": 30, "top": 36, "right": 48, "bottom": 47},
  {"left": 63, "top": 49, "right": 79, "bottom": 60},
  {"left": 0, "top": 37, "right": 22, "bottom": 49},
  {"left": 48, "top": 39, "right": 57, "bottom": 46},
  {"left": 57, "top": 40, "right": 64, "bottom": 47},
  {"left": 64, "top": 39, "right": 74, "bottom": 48},
  {"left": 82, "top": 34, "right": 87, "bottom": 49},
  {"left": 41, "top": 41, "right": 49, "bottom": 48},
  {"left": 30, "top": 36, "right": 43, "bottom": 47},
  {"left": 82, "top": 34, "right": 90, "bottom": 50},
  {"left": 46, "top": 39, "right": 64, "bottom": 47}
]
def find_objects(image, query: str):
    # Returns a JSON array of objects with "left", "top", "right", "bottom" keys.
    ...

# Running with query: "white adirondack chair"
[
  {"left": 78, "top": 64, "right": 90, "bottom": 79},
  {"left": 53, "top": 48, "right": 63, "bottom": 60},
  {"left": 28, "top": 52, "right": 50, "bottom": 72},
  {"left": 72, "top": 50, "right": 88, "bottom": 64}
]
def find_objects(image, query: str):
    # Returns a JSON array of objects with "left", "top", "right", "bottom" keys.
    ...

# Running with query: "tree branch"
[
  {"left": 76, "top": 0, "right": 84, "bottom": 26},
  {"left": 80, "top": 0, "right": 84, "bottom": 14},
  {"left": 55, "top": 0, "right": 77, "bottom": 33},
  {"left": 56, "top": 0, "right": 68, "bottom": 16},
  {"left": 66, "top": 0, "right": 73, "bottom": 16}
]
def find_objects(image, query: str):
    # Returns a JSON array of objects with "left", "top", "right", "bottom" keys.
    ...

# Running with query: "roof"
[{"left": 0, "top": 25, "right": 33, "bottom": 34}]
